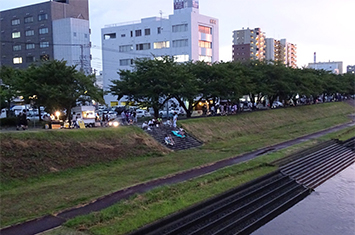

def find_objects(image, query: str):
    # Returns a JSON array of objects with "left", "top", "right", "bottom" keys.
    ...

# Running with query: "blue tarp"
[{"left": 172, "top": 130, "right": 185, "bottom": 138}]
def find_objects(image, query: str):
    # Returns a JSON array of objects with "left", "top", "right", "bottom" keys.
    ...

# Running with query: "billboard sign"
[{"left": 174, "top": 0, "right": 199, "bottom": 10}]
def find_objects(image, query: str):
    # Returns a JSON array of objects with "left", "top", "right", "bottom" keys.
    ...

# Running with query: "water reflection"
[{"left": 252, "top": 163, "right": 355, "bottom": 235}]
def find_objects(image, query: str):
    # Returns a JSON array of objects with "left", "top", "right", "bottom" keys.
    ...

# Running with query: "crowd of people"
[{"left": 141, "top": 112, "right": 186, "bottom": 146}]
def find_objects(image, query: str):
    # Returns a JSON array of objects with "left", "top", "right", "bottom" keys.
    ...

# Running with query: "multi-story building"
[
  {"left": 0, "top": 0, "right": 91, "bottom": 74},
  {"left": 102, "top": 0, "right": 219, "bottom": 106},
  {"left": 232, "top": 27, "right": 265, "bottom": 62},
  {"left": 265, "top": 38, "right": 297, "bottom": 68},
  {"left": 308, "top": 61, "right": 343, "bottom": 74},
  {"left": 347, "top": 65, "right": 355, "bottom": 74}
]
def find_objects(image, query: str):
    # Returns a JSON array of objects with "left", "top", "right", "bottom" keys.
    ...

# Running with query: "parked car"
[
  {"left": 272, "top": 101, "right": 283, "bottom": 108},
  {"left": 136, "top": 109, "right": 151, "bottom": 118}
]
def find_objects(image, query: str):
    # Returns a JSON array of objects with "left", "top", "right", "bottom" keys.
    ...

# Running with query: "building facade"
[
  {"left": 308, "top": 61, "right": 343, "bottom": 74},
  {"left": 265, "top": 38, "right": 297, "bottom": 68},
  {"left": 102, "top": 0, "right": 219, "bottom": 106},
  {"left": 0, "top": 0, "right": 91, "bottom": 74},
  {"left": 347, "top": 65, "right": 355, "bottom": 74},
  {"left": 232, "top": 27, "right": 265, "bottom": 62}
]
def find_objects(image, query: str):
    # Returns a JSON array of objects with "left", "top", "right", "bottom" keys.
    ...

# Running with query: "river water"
[{"left": 252, "top": 163, "right": 355, "bottom": 235}]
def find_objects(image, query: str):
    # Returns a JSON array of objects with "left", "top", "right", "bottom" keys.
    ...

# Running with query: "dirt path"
[{"left": 1, "top": 121, "right": 355, "bottom": 235}]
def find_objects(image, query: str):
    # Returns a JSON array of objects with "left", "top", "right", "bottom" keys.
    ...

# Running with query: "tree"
[
  {"left": 0, "top": 66, "right": 23, "bottom": 117},
  {"left": 19, "top": 60, "right": 103, "bottom": 120},
  {"left": 110, "top": 57, "right": 175, "bottom": 118}
]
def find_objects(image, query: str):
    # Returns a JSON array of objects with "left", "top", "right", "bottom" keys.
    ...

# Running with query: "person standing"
[
  {"left": 16, "top": 111, "right": 23, "bottom": 130},
  {"left": 121, "top": 111, "right": 126, "bottom": 125},
  {"left": 21, "top": 109, "right": 28, "bottom": 130},
  {"left": 173, "top": 112, "right": 178, "bottom": 128},
  {"left": 72, "top": 112, "right": 77, "bottom": 128}
]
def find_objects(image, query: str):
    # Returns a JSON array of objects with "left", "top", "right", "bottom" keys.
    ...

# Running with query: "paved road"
[{"left": 1, "top": 121, "right": 354, "bottom": 235}]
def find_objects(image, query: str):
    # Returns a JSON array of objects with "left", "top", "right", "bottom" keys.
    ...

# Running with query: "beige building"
[{"left": 265, "top": 38, "right": 297, "bottom": 68}]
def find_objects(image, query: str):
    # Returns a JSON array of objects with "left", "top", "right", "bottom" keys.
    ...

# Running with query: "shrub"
[{"left": 0, "top": 117, "right": 18, "bottom": 127}]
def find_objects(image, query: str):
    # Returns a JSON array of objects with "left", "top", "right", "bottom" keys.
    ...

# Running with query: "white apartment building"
[
  {"left": 102, "top": 0, "right": 219, "bottom": 106},
  {"left": 265, "top": 38, "right": 297, "bottom": 68},
  {"left": 308, "top": 61, "right": 343, "bottom": 74}
]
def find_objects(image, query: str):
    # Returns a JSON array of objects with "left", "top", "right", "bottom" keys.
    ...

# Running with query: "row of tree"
[
  {"left": 0, "top": 60, "right": 104, "bottom": 120},
  {"left": 110, "top": 56, "right": 355, "bottom": 118}
]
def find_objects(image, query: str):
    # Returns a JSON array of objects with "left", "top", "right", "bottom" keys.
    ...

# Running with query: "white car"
[
  {"left": 136, "top": 109, "right": 151, "bottom": 118},
  {"left": 272, "top": 101, "right": 283, "bottom": 108}
]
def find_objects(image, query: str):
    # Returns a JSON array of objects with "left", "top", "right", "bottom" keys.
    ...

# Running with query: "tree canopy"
[
  {"left": 109, "top": 57, "right": 354, "bottom": 118},
  {"left": 0, "top": 60, "right": 104, "bottom": 119}
]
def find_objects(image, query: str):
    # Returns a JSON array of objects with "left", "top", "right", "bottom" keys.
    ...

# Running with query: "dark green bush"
[{"left": 0, "top": 117, "right": 17, "bottom": 127}]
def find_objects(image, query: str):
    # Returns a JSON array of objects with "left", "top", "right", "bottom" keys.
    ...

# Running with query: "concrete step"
[{"left": 144, "top": 125, "right": 203, "bottom": 150}]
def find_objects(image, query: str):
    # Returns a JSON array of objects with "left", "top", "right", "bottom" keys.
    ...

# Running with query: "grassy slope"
[
  {"left": 56, "top": 126, "right": 355, "bottom": 235},
  {"left": 0, "top": 102, "right": 354, "bottom": 229}
]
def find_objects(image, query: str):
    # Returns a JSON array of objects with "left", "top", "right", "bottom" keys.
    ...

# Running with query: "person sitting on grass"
[
  {"left": 165, "top": 119, "right": 172, "bottom": 127},
  {"left": 148, "top": 119, "right": 154, "bottom": 127},
  {"left": 142, "top": 121, "right": 148, "bottom": 130},
  {"left": 164, "top": 134, "right": 175, "bottom": 146},
  {"left": 178, "top": 128, "right": 185, "bottom": 136}
]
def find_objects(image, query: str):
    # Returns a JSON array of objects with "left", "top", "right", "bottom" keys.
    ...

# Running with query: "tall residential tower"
[
  {"left": 232, "top": 27, "right": 297, "bottom": 68},
  {"left": 232, "top": 27, "right": 265, "bottom": 62},
  {"left": 265, "top": 38, "right": 297, "bottom": 68}
]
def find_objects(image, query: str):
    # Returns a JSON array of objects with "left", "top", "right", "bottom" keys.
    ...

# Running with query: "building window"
[
  {"left": 39, "top": 27, "right": 49, "bottom": 35},
  {"left": 38, "top": 13, "right": 48, "bottom": 21},
  {"left": 144, "top": 28, "right": 150, "bottom": 36},
  {"left": 119, "top": 59, "right": 133, "bottom": 66},
  {"left": 13, "top": 45, "right": 21, "bottom": 51},
  {"left": 121, "top": 34, "right": 126, "bottom": 37},
  {"left": 135, "top": 29, "right": 142, "bottom": 37},
  {"left": 73, "top": 32, "right": 77, "bottom": 37},
  {"left": 40, "top": 41, "right": 49, "bottom": 48},
  {"left": 172, "top": 39, "right": 188, "bottom": 47},
  {"left": 172, "top": 24, "right": 188, "bottom": 32},
  {"left": 40, "top": 54, "right": 50, "bottom": 61},
  {"left": 85, "top": 34, "right": 88, "bottom": 38},
  {"left": 24, "top": 16, "right": 33, "bottom": 23},
  {"left": 104, "top": 33, "right": 116, "bottom": 40},
  {"left": 25, "top": 30, "right": 34, "bottom": 36},
  {"left": 157, "top": 27, "right": 162, "bottom": 34},
  {"left": 26, "top": 56, "right": 35, "bottom": 63},
  {"left": 136, "top": 43, "right": 150, "bottom": 50},
  {"left": 174, "top": 54, "right": 189, "bottom": 62},
  {"left": 12, "top": 19, "right": 20, "bottom": 25},
  {"left": 12, "top": 31, "right": 21, "bottom": 38},
  {"left": 153, "top": 41, "right": 170, "bottom": 49},
  {"left": 26, "top": 43, "right": 35, "bottom": 50},
  {"left": 130, "top": 31, "right": 133, "bottom": 37},
  {"left": 13, "top": 57, "right": 23, "bottom": 64},
  {"left": 199, "top": 40, "right": 212, "bottom": 48},
  {"left": 119, "top": 44, "right": 133, "bottom": 52},
  {"left": 198, "top": 25, "right": 212, "bottom": 34},
  {"left": 199, "top": 55, "right": 212, "bottom": 62}
]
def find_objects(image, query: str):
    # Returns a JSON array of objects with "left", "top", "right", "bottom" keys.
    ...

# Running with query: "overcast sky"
[{"left": 2, "top": 0, "right": 354, "bottom": 72}]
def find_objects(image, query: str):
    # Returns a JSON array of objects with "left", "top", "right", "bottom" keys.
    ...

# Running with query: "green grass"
[
  {"left": 64, "top": 160, "right": 277, "bottom": 235},
  {"left": 1, "top": 102, "right": 354, "bottom": 228},
  {"left": 59, "top": 123, "right": 355, "bottom": 235}
]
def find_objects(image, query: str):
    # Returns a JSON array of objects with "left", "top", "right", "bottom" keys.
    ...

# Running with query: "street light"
[{"left": 55, "top": 111, "right": 60, "bottom": 120}]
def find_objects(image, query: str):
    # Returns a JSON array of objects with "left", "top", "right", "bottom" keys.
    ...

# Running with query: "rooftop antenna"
[{"left": 159, "top": 10, "right": 163, "bottom": 19}]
